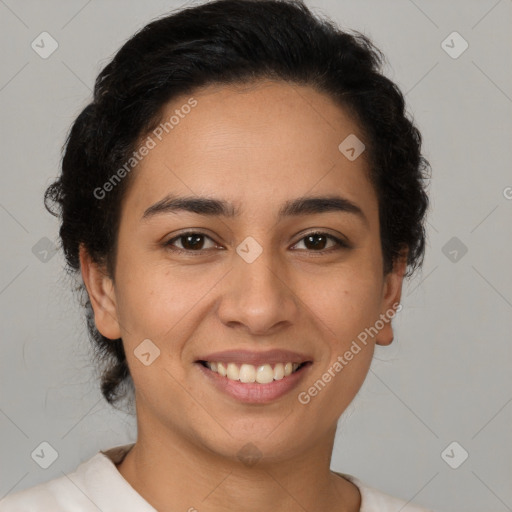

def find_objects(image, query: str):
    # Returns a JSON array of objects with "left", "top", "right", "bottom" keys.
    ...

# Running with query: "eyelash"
[{"left": 164, "top": 231, "right": 350, "bottom": 256}]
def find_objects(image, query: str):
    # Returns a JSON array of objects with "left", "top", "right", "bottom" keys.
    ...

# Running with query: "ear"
[
  {"left": 79, "top": 244, "right": 122, "bottom": 340},
  {"left": 375, "top": 248, "right": 408, "bottom": 347}
]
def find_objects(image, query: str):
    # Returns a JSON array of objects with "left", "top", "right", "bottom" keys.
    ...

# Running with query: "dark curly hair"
[{"left": 44, "top": 0, "right": 430, "bottom": 409}]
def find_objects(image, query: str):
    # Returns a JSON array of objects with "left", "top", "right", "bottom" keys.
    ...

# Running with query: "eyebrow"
[{"left": 142, "top": 194, "right": 368, "bottom": 226}]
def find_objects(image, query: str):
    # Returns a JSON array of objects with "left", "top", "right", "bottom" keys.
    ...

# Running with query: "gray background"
[{"left": 1, "top": 1, "right": 511, "bottom": 511}]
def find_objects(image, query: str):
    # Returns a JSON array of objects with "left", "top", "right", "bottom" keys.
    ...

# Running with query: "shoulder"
[
  {"left": 0, "top": 444, "right": 142, "bottom": 512},
  {"left": 0, "top": 458, "right": 101, "bottom": 511},
  {"left": 335, "top": 472, "right": 435, "bottom": 512}
]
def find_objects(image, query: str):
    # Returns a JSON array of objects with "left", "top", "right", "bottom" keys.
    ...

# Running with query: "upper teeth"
[{"left": 205, "top": 362, "right": 301, "bottom": 383}]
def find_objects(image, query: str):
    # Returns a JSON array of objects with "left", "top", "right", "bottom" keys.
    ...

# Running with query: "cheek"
[
  {"left": 304, "top": 267, "right": 383, "bottom": 341},
  {"left": 114, "top": 257, "right": 223, "bottom": 343},
  {"left": 299, "top": 277, "right": 380, "bottom": 419}
]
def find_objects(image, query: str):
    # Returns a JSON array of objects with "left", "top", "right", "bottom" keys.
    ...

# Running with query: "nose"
[{"left": 216, "top": 247, "right": 299, "bottom": 336}]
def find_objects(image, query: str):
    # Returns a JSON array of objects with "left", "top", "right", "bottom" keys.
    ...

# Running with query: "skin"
[{"left": 80, "top": 79, "right": 407, "bottom": 512}]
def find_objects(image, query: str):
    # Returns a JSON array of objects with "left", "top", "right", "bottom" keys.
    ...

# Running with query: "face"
[{"left": 82, "top": 80, "right": 405, "bottom": 464}]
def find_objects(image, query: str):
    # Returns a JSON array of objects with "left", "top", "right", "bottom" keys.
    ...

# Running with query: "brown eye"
[
  {"left": 292, "top": 232, "right": 349, "bottom": 253},
  {"left": 166, "top": 232, "right": 218, "bottom": 252}
]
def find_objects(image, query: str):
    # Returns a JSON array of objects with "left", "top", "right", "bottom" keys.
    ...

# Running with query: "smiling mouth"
[{"left": 197, "top": 361, "right": 311, "bottom": 384}]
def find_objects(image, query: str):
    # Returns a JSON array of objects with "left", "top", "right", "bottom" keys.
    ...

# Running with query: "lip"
[
  {"left": 196, "top": 360, "right": 312, "bottom": 404},
  {"left": 195, "top": 348, "right": 313, "bottom": 366}
]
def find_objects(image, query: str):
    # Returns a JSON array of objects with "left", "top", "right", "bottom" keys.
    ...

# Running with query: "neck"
[{"left": 116, "top": 407, "right": 360, "bottom": 512}]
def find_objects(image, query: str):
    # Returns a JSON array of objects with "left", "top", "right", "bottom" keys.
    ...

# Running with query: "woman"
[{"left": 0, "top": 0, "right": 432, "bottom": 510}]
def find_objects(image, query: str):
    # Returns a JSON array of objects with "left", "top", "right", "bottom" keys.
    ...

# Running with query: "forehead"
[{"left": 121, "top": 80, "right": 378, "bottom": 225}]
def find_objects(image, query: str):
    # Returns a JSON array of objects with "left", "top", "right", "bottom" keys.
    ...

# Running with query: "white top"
[{"left": 0, "top": 444, "right": 433, "bottom": 511}]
